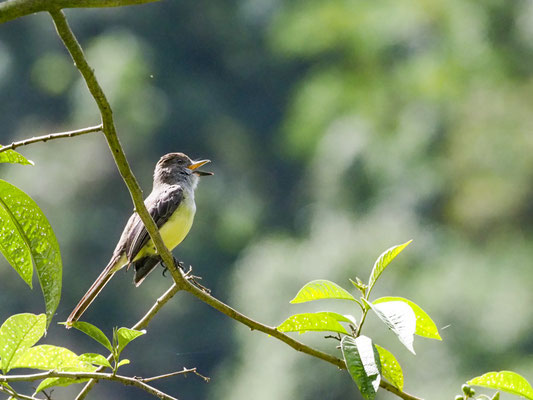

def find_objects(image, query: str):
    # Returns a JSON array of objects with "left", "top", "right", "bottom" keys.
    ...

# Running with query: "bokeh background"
[{"left": 1, "top": 0, "right": 533, "bottom": 399}]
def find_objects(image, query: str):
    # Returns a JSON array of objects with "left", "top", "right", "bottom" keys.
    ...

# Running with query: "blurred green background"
[{"left": 1, "top": 0, "right": 533, "bottom": 399}]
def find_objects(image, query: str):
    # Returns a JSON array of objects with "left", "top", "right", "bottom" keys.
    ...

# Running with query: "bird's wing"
[{"left": 125, "top": 184, "right": 184, "bottom": 262}]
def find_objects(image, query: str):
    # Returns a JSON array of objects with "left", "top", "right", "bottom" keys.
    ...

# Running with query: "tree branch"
[
  {"left": 0, "top": 371, "right": 178, "bottom": 400},
  {"left": 0, "top": 0, "right": 161, "bottom": 24},
  {"left": 0, "top": 124, "right": 102, "bottom": 154},
  {"left": 0, "top": 384, "right": 44, "bottom": 400},
  {"left": 141, "top": 367, "right": 210, "bottom": 384}
]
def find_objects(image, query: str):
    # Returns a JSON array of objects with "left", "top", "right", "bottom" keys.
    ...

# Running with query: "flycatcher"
[{"left": 66, "top": 152, "right": 212, "bottom": 326}]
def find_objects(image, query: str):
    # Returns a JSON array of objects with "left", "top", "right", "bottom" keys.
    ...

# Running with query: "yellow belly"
[{"left": 134, "top": 198, "right": 196, "bottom": 260}]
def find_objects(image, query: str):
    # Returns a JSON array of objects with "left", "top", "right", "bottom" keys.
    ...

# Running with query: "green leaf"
[
  {"left": 116, "top": 327, "right": 146, "bottom": 356},
  {"left": 35, "top": 374, "right": 89, "bottom": 393},
  {"left": 375, "top": 344, "right": 403, "bottom": 391},
  {"left": 468, "top": 371, "right": 533, "bottom": 400},
  {"left": 78, "top": 353, "right": 112, "bottom": 369},
  {"left": 0, "top": 313, "right": 46, "bottom": 373},
  {"left": 0, "top": 148, "right": 34, "bottom": 166},
  {"left": 69, "top": 321, "right": 112, "bottom": 352},
  {"left": 290, "top": 279, "right": 357, "bottom": 303},
  {"left": 0, "top": 180, "right": 62, "bottom": 326},
  {"left": 11, "top": 345, "right": 94, "bottom": 371},
  {"left": 341, "top": 335, "right": 381, "bottom": 400},
  {"left": 368, "top": 241, "right": 412, "bottom": 294},
  {"left": 278, "top": 312, "right": 351, "bottom": 334},
  {"left": 117, "top": 359, "right": 130, "bottom": 368},
  {"left": 374, "top": 297, "right": 441, "bottom": 340},
  {"left": 365, "top": 299, "right": 416, "bottom": 354}
]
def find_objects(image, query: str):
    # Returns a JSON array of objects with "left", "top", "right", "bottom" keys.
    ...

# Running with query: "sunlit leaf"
[
  {"left": 0, "top": 313, "right": 46, "bottom": 373},
  {"left": 278, "top": 312, "right": 350, "bottom": 334},
  {"left": 341, "top": 335, "right": 381, "bottom": 400},
  {"left": 35, "top": 372, "right": 89, "bottom": 393},
  {"left": 374, "top": 297, "right": 441, "bottom": 340},
  {"left": 368, "top": 241, "right": 412, "bottom": 294},
  {"left": 117, "top": 359, "right": 130, "bottom": 368},
  {"left": 375, "top": 344, "right": 403, "bottom": 390},
  {"left": 11, "top": 345, "right": 93, "bottom": 371},
  {"left": 0, "top": 180, "right": 62, "bottom": 326},
  {"left": 468, "top": 371, "right": 533, "bottom": 400},
  {"left": 78, "top": 353, "right": 112, "bottom": 369},
  {"left": 69, "top": 321, "right": 112, "bottom": 352},
  {"left": 290, "top": 279, "right": 357, "bottom": 303},
  {"left": 365, "top": 299, "right": 416, "bottom": 354},
  {"left": 0, "top": 148, "right": 34, "bottom": 166},
  {"left": 116, "top": 327, "right": 146, "bottom": 356}
]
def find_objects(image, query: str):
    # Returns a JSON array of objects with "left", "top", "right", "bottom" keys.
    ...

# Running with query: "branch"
[
  {"left": 0, "top": 384, "right": 44, "bottom": 400},
  {"left": 0, "top": 371, "right": 178, "bottom": 400},
  {"left": 141, "top": 367, "right": 210, "bottom": 383},
  {"left": 0, "top": 0, "right": 161, "bottom": 24},
  {"left": 0, "top": 124, "right": 102, "bottom": 154}
]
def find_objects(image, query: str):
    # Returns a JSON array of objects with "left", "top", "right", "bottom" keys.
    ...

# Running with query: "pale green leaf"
[
  {"left": 78, "top": 353, "right": 112, "bottom": 369},
  {"left": 374, "top": 297, "right": 441, "bottom": 340},
  {"left": 0, "top": 180, "right": 62, "bottom": 326},
  {"left": 117, "top": 359, "right": 130, "bottom": 368},
  {"left": 0, "top": 148, "right": 34, "bottom": 166},
  {"left": 341, "top": 335, "right": 381, "bottom": 400},
  {"left": 11, "top": 345, "right": 94, "bottom": 371},
  {"left": 290, "top": 279, "right": 357, "bottom": 303},
  {"left": 468, "top": 371, "right": 533, "bottom": 400},
  {"left": 366, "top": 299, "right": 416, "bottom": 354},
  {"left": 0, "top": 313, "right": 46, "bottom": 373},
  {"left": 116, "top": 327, "right": 146, "bottom": 356},
  {"left": 368, "top": 241, "right": 412, "bottom": 294},
  {"left": 375, "top": 344, "right": 403, "bottom": 390},
  {"left": 69, "top": 321, "right": 112, "bottom": 352},
  {"left": 278, "top": 312, "right": 350, "bottom": 334},
  {"left": 35, "top": 374, "right": 89, "bottom": 393}
]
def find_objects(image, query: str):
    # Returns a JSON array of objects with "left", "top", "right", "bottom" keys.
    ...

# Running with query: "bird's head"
[{"left": 154, "top": 152, "right": 213, "bottom": 187}]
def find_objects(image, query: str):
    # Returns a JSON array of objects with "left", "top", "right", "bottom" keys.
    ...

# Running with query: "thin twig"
[
  {"left": 0, "top": 384, "right": 44, "bottom": 400},
  {"left": 0, "top": 0, "right": 161, "bottom": 24},
  {"left": 0, "top": 125, "right": 103, "bottom": 154},
  {"left": 141, "top": 367, "right": 210, "bottom": 383},
  {"left": 0, "top": 371, "right": 178, "bottom": 400}
]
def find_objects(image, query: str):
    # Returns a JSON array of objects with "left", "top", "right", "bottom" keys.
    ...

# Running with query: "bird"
[{"left": 66, "top": 152, "right": 212, "bottom": 326}]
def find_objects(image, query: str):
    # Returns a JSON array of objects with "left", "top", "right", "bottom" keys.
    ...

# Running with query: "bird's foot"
[{"left": 160, "top": 257, "right": 185, "bottom": 277}]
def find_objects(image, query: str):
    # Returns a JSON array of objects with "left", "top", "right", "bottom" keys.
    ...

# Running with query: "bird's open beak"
[{"left": 188, "top": 159, "right": 213, "bottom": 176}]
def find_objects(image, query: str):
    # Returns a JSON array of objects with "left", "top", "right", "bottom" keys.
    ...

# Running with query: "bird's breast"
[{"left": 158, "top": 195, "right": 196, "bottom": 251}]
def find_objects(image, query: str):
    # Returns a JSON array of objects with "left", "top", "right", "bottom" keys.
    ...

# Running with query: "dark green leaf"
[
  {"left": 374, "top": 297, "right": 441, "bottom": 340},
  {"left": 368, "top": 241, "right": 412, "bottom": 294},
  {"left": 341, "top": 335, "right": 381, "bottom": 400},
  {"left": 468, "top": 371, "right": 533, "bottom": 400},
  {"left": 0, "top": 148, "right": 34, "bottom": 166},
  {"left": 290, "top": 279, "right": 357, "bottom": 303},
  {"left": 116, "top": 327, "right": 146, "bottom": 356},
  {"left": 366, "top": 299, "right": 416, "bottom": 354},
  {"left": 375, "top": 344, "right": 403, "bottom": 390},
  {"left": 0, "top": 180, "right": 62, "bottom": 326},
  {"left": 69, "top": 321, "right": 112, "bottom": 352},
  {"left": 0, "top": 313, "right": 46, "bottom": 373},
  {"left": 278, "top": 312, "right": 350, "bottom": 334}
]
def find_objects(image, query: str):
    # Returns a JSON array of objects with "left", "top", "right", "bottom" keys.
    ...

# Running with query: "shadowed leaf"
[{"left": 341, "top": 335, "right": 381, "bottom": 400}]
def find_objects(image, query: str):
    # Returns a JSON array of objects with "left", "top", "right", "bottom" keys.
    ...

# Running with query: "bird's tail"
[{"left": 65, "top": 254, "right": 124, "bottom": 328}]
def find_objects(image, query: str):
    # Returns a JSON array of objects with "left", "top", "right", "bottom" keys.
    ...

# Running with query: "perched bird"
[{"left": 66, "top": 152, "right": 212, "bottom": 326}]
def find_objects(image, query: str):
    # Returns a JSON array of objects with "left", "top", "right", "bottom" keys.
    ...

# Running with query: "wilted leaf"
[
  {"left": 468, "top": 371, "right": 533, "bottom": 400},
  {"left": 116, "top": 327, "right": 145, "bottom": 356},
  {"left": 368, "top": 241, "right": 412, "bottom": 294},
  {"left": 0, "top": 180, "right": 62, "bottom": 326},
  {"left": 278, "top": 312, "right": 350, "bottom": 334},
  {"left": 341, "top": 335, "right": 381, "bottom": 400},
  {"left": 375, "top": 344, "right": 403, "bottom": 390},
  {"left": 366, "top": 300, "right": 416, "bottom": 354},
  {"left": 290, "top": 280, "right": 357, "bottom": 303},
  {"left": 0, "top": 148, "right": 34, "bottom": 166},
  {"left": 0, "top": 313, "right": 46, "bottom": 373},
  {"left": 374, "top": 297, "right": 441, "bottom": 340},
  {"left": 69, "top": 321, "right": 112, "bottom": 352}
]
